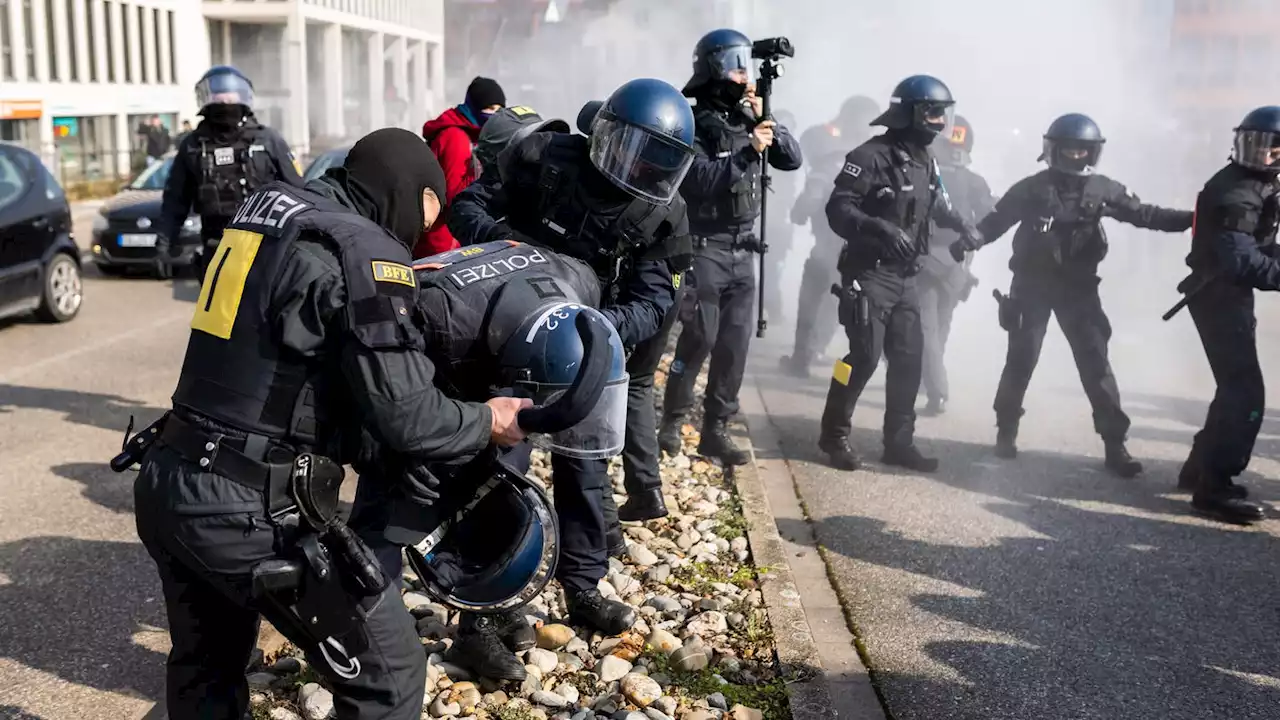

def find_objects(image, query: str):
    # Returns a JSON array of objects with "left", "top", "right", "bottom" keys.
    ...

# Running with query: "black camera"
[{"left": 751, "top": 37, "right": 794, "bottom": 60}]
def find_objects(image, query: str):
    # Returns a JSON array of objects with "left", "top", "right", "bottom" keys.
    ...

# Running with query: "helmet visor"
[
  {"left": 196, "top": 72, "right": 254, "bottom": 110},
  {"left": 590, "top": 117, "right": 694, "bottom": 204},
  {"left": 531, "top": 374, "right": 629, "bottom": 459},
  {"left": 1233, "top": 129, "right": 1280, "bottom": 171},
  {"left": 1043, "top": 138, "right": 1102, "bottom": 175},
  {"left": 913, "top": 102, "right": 954, "bottom": 135},
  {"left": 708, "top": 45, "right": 754, "bottom": 84}
]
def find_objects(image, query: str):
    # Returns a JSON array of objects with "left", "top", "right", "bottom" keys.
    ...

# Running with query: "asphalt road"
[
  {"left": 743, "top": 249, "right": 1280, "bottom": 720},
  {"left": 0, "top": 203, "right": 194, "bottom": 720}
]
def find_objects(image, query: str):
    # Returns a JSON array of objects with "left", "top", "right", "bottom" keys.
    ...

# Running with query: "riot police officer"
[
  {"left": 159, "top": 65, "right": 304, "bottom": 280},
  {"left": 1173, "top": 106, "right": 1280, "bottom": 524},
  {"left": 563, "top": 95, "right": 682, "bottom": 524},
  {"left": 781, "top": 95, "right": 881, "bottom": 378},
  {"left": 659, "top": 28, "right": 803, "bottom": 466},
  {"left": 349, "top": 240, "right": 621, "bottom": 681},
  {"left": 131, "top": 129, "right": 529, "bottom": 719},
  {"left": 449, "top": 78, "right": 696, "bottom": 636},
  {"left": 918, "top": 115, "right": 994, "bottom": 415},
  {"left": 818, "top": 75, "right": 980, "bottom": 473},
  {"left": 952, "top": 113, "right": 1192, "bottom": 477}
]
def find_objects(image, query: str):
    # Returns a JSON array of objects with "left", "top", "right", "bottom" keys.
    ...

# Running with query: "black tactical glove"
[
  {"left": 871, "top": 218, "right": 916, "bottom": 262},
  {"left": 401, "top": 462, "right": 441, "bottom": 507},
  {"left": 948, "top": 229, "right": 985, "bottom": 263}
]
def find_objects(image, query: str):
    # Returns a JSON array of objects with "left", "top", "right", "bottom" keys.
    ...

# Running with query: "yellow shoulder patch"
[
  {"left": 509, "top": 105, "right": 538, "bottom": 116},
  {"left": 371, "top": 260, "right": 415, "bottom": 287},
  {"left": 673, "top": 272, "right": 682, "bottom": 290}
]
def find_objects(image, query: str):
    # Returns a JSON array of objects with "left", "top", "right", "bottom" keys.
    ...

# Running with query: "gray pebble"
[{"left": 706, "top": 692, "right": 728, "bottom": 710}]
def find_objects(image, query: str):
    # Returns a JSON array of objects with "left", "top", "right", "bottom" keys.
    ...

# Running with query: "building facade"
[{"left": 0, "top": 0, "right": 443, "bottom": 184}]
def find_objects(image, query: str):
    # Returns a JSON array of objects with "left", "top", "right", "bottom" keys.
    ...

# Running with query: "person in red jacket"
[{"left": 418, "top": 76, "right": 506, "bottom": 257}]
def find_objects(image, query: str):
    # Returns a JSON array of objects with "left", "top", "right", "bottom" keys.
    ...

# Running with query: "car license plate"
[{"left": 119, "top": 233, "right": 158, "bottom": 247}]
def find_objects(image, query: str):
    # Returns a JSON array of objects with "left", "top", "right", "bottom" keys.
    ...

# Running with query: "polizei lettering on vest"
[
  {"left": 232, "top": 189, "right": 311, "bottom": 230},
  {"left": 448, "top": 249, "right": 548, "bottom": 289}
]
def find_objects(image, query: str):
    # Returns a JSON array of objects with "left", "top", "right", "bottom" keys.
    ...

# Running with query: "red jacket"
[{"left": 417, "top": 107, "right": 481, "bottom": 257}]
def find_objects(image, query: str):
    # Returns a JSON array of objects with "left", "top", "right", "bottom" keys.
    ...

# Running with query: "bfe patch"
[{"left": 842, "top": 163, "right": 862, "bottom": 178}]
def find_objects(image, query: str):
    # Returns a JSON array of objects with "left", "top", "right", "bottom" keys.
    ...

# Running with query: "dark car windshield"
[
  {"left": 130, "top": 156, "right": 173, "bottom": 190},
  {"left": 304, "top": 148, "right": 350, "bottom": 183}
]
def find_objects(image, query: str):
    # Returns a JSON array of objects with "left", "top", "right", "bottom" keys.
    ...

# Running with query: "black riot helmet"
[
  {"left": 590, "top": 78, "right": 696, "bottom": 205},
  {"left": 933, "top": 114, "right": 974, "bottom": 167},
  {"left": 682, "top": 28, "right": 753, "bottom": 97},
  {"left": 1231, "top": 106, "right": 1280, "bottom": 173},
  {"left": 1041, "top": 113, "right": 1105, "bottom": 175},
  {"left": 872, "top": 75, "right": 955, "bottom": 136},
  {"left": 195, "top": 65, "right": 255, "bottom": 114}
]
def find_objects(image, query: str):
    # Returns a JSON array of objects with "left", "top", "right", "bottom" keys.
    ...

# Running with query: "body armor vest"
[
  {"left": 689, "top": 108, "right": 760, "bottom": 234},
  {"left": 1010, "top": 171, "right": 1110, "bottom": 271},
  {"left": 508, "top": 134, "right": 670, "bottom": 302},
  {"left": 1188, "top": 164, "right": 1280, "bottom": 275},
  {"left": 173, "top": 181, "right": 418, "bottom": 448},
  {"left": 413, "top": 240, "right": 601, "bottom": 401},
  {"left": 193, "top": 124, "right": 274, "bottom": 218}
]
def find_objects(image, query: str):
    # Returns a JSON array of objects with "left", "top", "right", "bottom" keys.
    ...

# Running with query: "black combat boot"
[
  {"left": 618, "top": 489, "right": 669, "bottom": 522},
  {"left": 698, "top": 419, "right": 750, "bottom": 466},
  {"left": 566, "top": 588, "right": 636, "bottom": 636},
  {"left": 448, "top": 613, "right": 527, "bottom": 681},
  {"left": 921, "top": 397, "right": 946, "bottom": 417},
  {"left": 1178, "top": 446, "right": 1248, "bottom": 498},
  {"left": 779, "top": 353, "right": 811, "bottom": 379},
  {"left": 1103, "top": 440, "right": 1143, "bottom": 478},
  {"left": 881, "top": 444, "right": 939, "bottom": 473},
  {"left": 994, "top": 424, "right": 1018, "bottom": 459},
  {"left": 495, "top": 610, "right": 536, "bottom": 652},
  {"left": 818, "top": 436, "right": 861, "bottom": 471},
  {"left": 657, "top": 415, "right": 684, "bottom": 455},
  {"left": 1192, "top": 480, "right": 1266, "bottom": 525}
]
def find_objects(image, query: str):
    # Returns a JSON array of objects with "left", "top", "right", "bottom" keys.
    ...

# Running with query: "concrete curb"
[{"left": 729, "top": 397, "right": 888, "bottom": 720}]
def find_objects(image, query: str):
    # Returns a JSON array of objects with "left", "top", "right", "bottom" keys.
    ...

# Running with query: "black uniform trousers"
[
  {"left": 622, "top": 307, "right": 679, "bottom": 494},
  {"left": 791, "top": 233, "right": 843, "bottom": 363},
  {"left": 993, "top": 273, "right": 1130, "bottom": 440},
  {"left": 349, "top": 441, "right": 608, "bottom": 596},
  {"left": 918, "top": 278, "right": 960, "bottom": 403},
  {"left": 1187, "top": 284, "right": 1265, "bottom": 482},
  {"left": 820, "top": 266, "right": 923, "bottom": 448},
  {"left": 665, "top": 235, "right": 756, "bottom": 423},
  {"left": 135, "top": 445, "right": 425, "bottom": 720}
]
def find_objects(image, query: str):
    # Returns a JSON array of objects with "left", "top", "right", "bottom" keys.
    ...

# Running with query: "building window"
[
  {"left": 135, "top": 4, "right": 145, "bottom": 83},
  {"left": 45, "top": 0, "right": 58, "bottom": 80},
  {"left": 65, "top": 0, "right": 77, "bottom": 81},
  {"left": 121, "top": 0, "right": 131, "bottom": 82},
  {"left": 165, "top": 9, "right": 173, "bottom": 83},
  {"left": 103, "top": 0, "right": 114, "bottom": 82},
  {"left": 1, "top": 0, "right": 12, "bottom": 81},
  {"left": 21, "top": 0, "right": 33, "bottom": 79},
  {"left": 84, "top": 0, "right": 96, "bottom": 81}
]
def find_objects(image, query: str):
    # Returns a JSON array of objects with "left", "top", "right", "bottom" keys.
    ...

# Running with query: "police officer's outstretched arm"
[
  {"left": 1101, "top": 179, "right": 1193, "bottom": 232},
  {"left": 448, "top": 172, "right": 514, "bottom": 246},
  {"left": 158, "top": 134, "right": 197, "bottom": 245},
  {"left": 974, "top": 178, "right": 1031, "bottom": 245},
  {"left": 1210, "top": 186, "right": 1280, "bottom": 291},
  {"left": 263, "top": 127, "right": 306, "bottom": 187}
]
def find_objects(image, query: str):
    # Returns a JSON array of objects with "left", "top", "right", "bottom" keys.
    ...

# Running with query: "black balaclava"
[
  {"left": 702, "top": 80, "right": 748, "bottom": 111},
  {"left": 334, "top": 128, "right": 448, "bottom": 249},
  {"left": 203, "top": 104, "right": 246, "bottom": 132}
]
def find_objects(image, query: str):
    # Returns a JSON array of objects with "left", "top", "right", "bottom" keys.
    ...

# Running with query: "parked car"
[
  {"left": 304, "top": 145, "right": 351, "bottom": 182},
  {"left": 0, "top": 141, "right": 82, "bottom": 324},
  {"left": 90, "top": 153, "right": 201, "bottom": 277}
]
